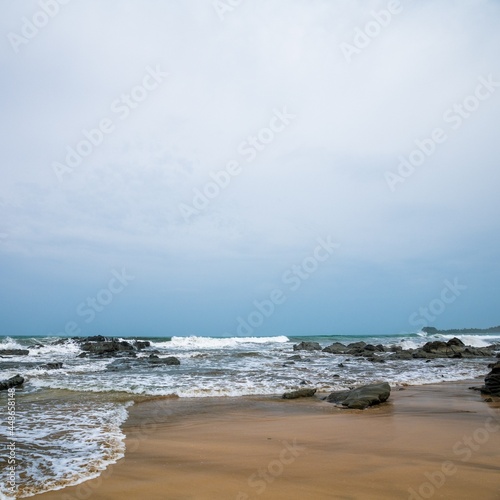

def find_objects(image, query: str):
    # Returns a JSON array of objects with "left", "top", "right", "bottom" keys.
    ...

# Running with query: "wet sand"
[{"left": 35, "top": 380, "right": 500, "bottom": 500}]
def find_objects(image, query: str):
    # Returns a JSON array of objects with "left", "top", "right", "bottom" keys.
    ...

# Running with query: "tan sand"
[{"left": 34, "top": 381, "right": 500, "bottom": 500}]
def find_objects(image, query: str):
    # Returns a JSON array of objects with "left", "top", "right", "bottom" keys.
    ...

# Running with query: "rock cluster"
[{"left": 320, "top": 338, "right": 496, "bottom": 360}]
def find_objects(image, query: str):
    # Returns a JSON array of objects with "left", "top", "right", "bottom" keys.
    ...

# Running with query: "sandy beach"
[{"left": 33, "top": 380, "right": 500, "bottom": 500}]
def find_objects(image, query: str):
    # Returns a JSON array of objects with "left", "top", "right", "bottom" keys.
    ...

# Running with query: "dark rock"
[
  {"left": 80, "top": 340, "right": 134, "bottom": 355},
  {"left": 107, "top": 359, "right": 133, "bottom": 371},
  {"left": 393, "top": 351, "right": 413, "bottom": 360},
  {"left": 84, "top": 335, "right": 107, "bottom": 342},
  {"left": 42, "top": 362, "right": 63, "bottom": 370},
  {"left": 148, "top": 356, "right": 181, "bottom": 366},
  {"left": 293, "top": 341, "right": 321, "bottom": 351},
  {"left": 367, "top": 355, "right": 385, "bottom": 363},
  {"left": 77, "top": 352, "right": 87, "bottom": 358},
  {"left": 347, "top": 341, "right": 366, "bottom": 349},
  {"left": 0, "top": 374, "right": 24, "bottom": 390},
  {"left": 287, "top": 354, "right": 303, "bottom": 361},
  {"left": 333, "top": 374, "right": 340, "bottom": 378},
  {"left": 447, "top": 337, "right": 465, "bottom": 347},
  {"left": 282, "top": 388, "right": 317, "bottom": 399},
  {"left": 322, "top": 342, "right": 346, "bottom": 354},
  {"left": 325, "top": 382, "right": 391, "bottom": 410},
  {"left": 481, "top": 362, "right": 500, "bottom": 396},
  {"left": 0, "top": 349, "right": 29, "bottom": 356},
  {"left": 134, "top": 341, "right": 151, "bottom": 349},
  {"left": 338, "top": 363, "right": 345, "bottom": 368},
  {"left": 422, "top": 341, "right": 448, "bottom": 353}
]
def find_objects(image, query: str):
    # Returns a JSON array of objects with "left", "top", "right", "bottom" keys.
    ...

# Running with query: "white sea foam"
[
  {"left": 156, "top": 335, "right": 290, "bottom": 349},
  {"left": 0, "top": 398, "right": 132, "bottom": 499}
]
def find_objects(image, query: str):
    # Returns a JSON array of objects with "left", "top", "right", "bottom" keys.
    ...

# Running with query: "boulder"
[
  {"left": 293, "top": 341, "right": 321, "bottom": 351},
  {"left": 322, "top": 342, "right": 346, "bottom": 354},
  {"left": 0, "top": 374, "right": 24, "bottom": 391},
  {"left": 282, "top": 388, "right": 317, "bottom": 399},
  {"left": 325, "top": 382, "right": 391, "bottom": 409},
  {"left": 481, "top": 362, "right": 500, "bottom": 396},
  {"left": 148, "top": 356, "right": 181, "bottom": 366},
  {"left": 0, "top": 349, "right": 29, "bottom": 356}
]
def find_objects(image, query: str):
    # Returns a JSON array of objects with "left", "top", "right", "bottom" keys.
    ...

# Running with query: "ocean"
[{"left": 1, "top": 331, "right": 499, "bottom": 498}]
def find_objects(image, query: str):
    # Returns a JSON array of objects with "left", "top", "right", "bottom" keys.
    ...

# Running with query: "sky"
[{"left": 1, "top": 0, "right": 499, "bottom": 338}]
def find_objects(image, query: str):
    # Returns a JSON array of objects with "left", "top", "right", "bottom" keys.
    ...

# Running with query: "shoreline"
[{"left": 33, "top": 379, "right": 500, "bottom": 500}]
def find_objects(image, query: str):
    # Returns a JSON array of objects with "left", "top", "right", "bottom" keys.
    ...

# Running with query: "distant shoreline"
[{"left": 423, "top": 325, "right": 500, "bottom": 335}]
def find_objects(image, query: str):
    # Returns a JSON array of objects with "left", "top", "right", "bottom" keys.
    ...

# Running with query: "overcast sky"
[{"left": 1, "top": 0, "right": 499, "bottom": 337}]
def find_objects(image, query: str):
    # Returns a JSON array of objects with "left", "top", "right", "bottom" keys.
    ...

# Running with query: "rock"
[
  {"left": 338, "top": 363, "right": 345, "bottom": 368},
  {"left": 148, "top": 356, "right": 181, "bottom": 366},
  {"left": 325, "top": 382, "right": 391, "bottom": 410},
  {"left": 133, "top": 341, "right": 151, "bottom": 349},
  {"left": 347, "top": 341, "right": 366, "bottom": 350},
  {"left": 322, "top": 342, "right": 346, "bottom": 354},
  {"left": 80, "top": 340, "right": 134, "bottom": 355},
  {"left": 282, "top": 388, "right": 317, "bottom": 399},
  {"left": 481, "top": 362, "right": 500, "bottom": 396},
  {"left": 422, "top": 341, "right": 448, "bottom": 353},
  {"left": 447, "top": 337, "right": 465, "bottom": 347},
  {"left": 0, "top": 349, "right": 29, "bottom": 356},
  {"left": 287, "top": 355, "right": 303, "bottom": 361},
  {"left": 293, "top": 341, "right": 321, "bottom": 351},
  {"left": 0, "top": 374, "right": 24, "bottom": 390},
  {"left": 393, "top": 351, "right": 413, "bottom": 360},
  {"left": 42, "top": 362, "right": 63, "bottom": 370},
  {"left": 107, "top": 359, "right": 133, "bottom": 371},
  {"left": 84, "top": 335, "right": 107, "bottom": 342},
  {"left": 367, "top": 355, "right": 385, "bottom": 363}
]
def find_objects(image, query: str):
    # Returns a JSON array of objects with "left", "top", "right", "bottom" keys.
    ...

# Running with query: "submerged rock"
[
  {"left": 0, "top": 374, "right": 24, "bottom": 390},
  {"left": 325, "top": 382, "right": 391, "bottom": 409},
  {"left": 282, "top": 388, "right": 317, "bottom": 399},
  {"left": 147, "top": 356, "right": 181, "bottom": 366},
  {"left": 293, "top": 341, "right": 321, "bottom": 351},
  {"left": 42, "top": 362, "right": 63, "bottom": 370},
  {"left": 0, "top": 349, "right": 29, "bottom": 356}
]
